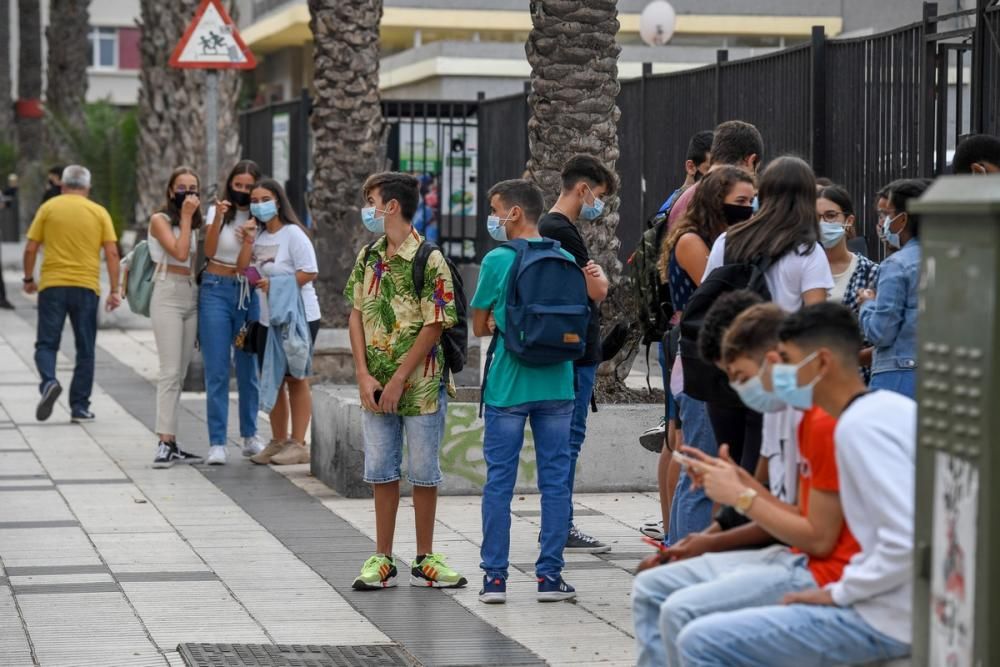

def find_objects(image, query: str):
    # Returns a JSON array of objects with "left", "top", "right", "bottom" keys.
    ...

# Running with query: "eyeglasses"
[{"left": 818, "top": 210, "right": 848, "bottom": 222}]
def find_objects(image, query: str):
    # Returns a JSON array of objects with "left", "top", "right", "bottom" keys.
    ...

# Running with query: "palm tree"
[
  {"left": 16, "top": 0, "right": 43, "bottom": 227},
  {"left": 525, "top": 0, "right": 634, "bottom": 392},
  {"left": 45, "top": 0, "right": 90, "bottom": 158},
  {"left": 0, "top": 0, "right": 15, "bottom": 144},
  {"left": 307, "top": 0, "right": 387, "bottom": 326},
  {"left": 136, "top": 0, "right": 241, "bottom": 221}
]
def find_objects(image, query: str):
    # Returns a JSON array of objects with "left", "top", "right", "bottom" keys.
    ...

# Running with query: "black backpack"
[
  {"left": 363, "top": 240, "right": 468, "bottom": 380},
  {"left": 678, "top": 252, "right": 773, "bottom": 407}
]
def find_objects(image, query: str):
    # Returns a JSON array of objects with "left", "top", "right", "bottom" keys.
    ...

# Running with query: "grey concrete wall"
[{"left": 312, "top": 384, "right": 661, "bottom": 498}]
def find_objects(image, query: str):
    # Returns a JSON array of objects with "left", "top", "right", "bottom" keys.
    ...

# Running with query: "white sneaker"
[
  {"left": 242, "top": 435, "right": 265, "bottom": 457},
  {"left": 206, "top": 445, "right": 228, "bottom": 465}
]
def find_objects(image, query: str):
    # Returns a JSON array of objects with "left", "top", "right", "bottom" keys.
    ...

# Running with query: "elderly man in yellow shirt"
[{"left": 22, "top": 165, "right": 121, "bottom": 423}]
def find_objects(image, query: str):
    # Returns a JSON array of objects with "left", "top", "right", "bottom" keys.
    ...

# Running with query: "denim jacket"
[
  {"left": 859, "top": 238, "right": 919, "bottom": 375},
  {"left": 261, "top": 274, "right": 312, "bottom": 412}
]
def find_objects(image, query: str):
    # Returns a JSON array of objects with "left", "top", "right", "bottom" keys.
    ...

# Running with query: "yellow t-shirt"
[{"left": 27, "top": 194, "right": 117, "bottom": 295}]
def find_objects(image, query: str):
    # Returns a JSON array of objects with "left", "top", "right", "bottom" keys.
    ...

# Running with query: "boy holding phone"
[{"left": 632, "top": 303, "right": 861, "bottom": 667}]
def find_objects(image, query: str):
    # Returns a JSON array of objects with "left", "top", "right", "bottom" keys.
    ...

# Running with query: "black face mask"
[
  {"left": 229, "top": 189, "right": 251, "bottom": 207},
  {"left": 723, "top": 204, "right": 754, "bottom": 225},
  {"left": 173, "top": 192, "right": 195, "bottom": 210},
  {"left": 45, "top": 183, "right": 60, "bottom": 197}
]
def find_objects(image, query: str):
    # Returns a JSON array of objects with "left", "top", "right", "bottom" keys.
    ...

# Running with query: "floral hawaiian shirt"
[{"left": 343, "top": 231, "right": 457, "bottom": 416}]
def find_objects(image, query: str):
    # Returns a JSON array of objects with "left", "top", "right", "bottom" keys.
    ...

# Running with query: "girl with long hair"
[
  {"left": 200, "top": 160, "right": 265, "bottom": 465},
  {"left": 657, "top": 166, "right": 756, "bottom": 545},
  {"left": 149, "top": 167, "right": 204, "bottom": 468},
  {"left": 239, "top": 179, "right": 320, "bottom": 466}
]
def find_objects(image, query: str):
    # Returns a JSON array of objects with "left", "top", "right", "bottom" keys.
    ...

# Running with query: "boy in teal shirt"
[{"left": 471, "top": 179, "right": 578, "bottom": 604}]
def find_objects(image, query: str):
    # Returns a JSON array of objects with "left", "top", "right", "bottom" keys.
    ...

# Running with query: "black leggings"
[{"left": 706, "top": 403, "right": 762, "bottom": 474}]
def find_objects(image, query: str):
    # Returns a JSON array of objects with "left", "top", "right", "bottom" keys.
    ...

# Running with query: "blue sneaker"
[
  {"left": 478, "top": 574, "right": 506, "bottom": 604},
  {"left": 71, "top": 409, "right": 96, "bottom": 423},
  {"left": 537, "top": 574, "right": 576, "bottom": 602},
  {"left": 36, "top": 380, "right": 62, "bottom": 422}
]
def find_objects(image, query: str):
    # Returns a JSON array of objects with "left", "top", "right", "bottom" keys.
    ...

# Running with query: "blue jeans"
[
  {"left": 361, "top": 385, "right": 447, "bottom": 486},
  {"left": 567, "top": 363, "right": 598, "bottom": 528},
  {"left": 677, "top": 602, "right": 910, "bottom": 666},
  {"left": 631, "top": 546, "right": 817, "bottom": 667},
  {"left": 667, "top": 393, "right": 717, "bottom": 545},
  {"left": 198, "top": 274, "right": 260, "bottom": 445},
  {"left": 869, "top": 369, "right": 916, "bottom": 399},
  {"left": 34, "top": 287, "right": 98, "bottom": 413},
  {"left": 481, "top": 400, "right": 573, "bottom": 579}
]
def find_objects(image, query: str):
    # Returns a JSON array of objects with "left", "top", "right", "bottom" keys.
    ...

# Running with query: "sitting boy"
[
  {"left": 632, "top": 303, "right": 860, "bottom": 667},
  {"left": 674, "top": 303, "right": 914, "bottom": 666}
]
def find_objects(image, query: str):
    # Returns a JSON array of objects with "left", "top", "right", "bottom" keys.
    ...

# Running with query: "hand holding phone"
[{"left": 642, "top": 536, "right": 669, "bottom": 553}]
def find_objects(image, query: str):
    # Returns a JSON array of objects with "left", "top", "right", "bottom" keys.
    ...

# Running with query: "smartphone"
[
  {"left": 243, "top": 266, "right": 262, "bottom": 287},
  {"left": 672, "top": 451, "right": 696, "bottom": 470},
  {"left": 642, "top": 536, "right": 670, "bottom": 553}
]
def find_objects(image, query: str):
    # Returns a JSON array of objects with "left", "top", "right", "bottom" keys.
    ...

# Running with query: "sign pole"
[{"left": 206, "top": 70, "right": 218, "bottom": 196}]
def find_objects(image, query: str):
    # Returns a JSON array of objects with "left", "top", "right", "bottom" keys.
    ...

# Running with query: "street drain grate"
[{"left": 178, "top": 643, "right": 420, "bottom": 667}]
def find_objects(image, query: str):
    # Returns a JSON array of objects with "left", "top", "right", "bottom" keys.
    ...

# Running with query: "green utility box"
[{"left": 910, "top": 176, "right": 1000, "bottom": 667}]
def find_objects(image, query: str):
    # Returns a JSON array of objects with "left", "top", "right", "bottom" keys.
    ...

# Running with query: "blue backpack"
[{"left": 486, "top": 235, "right": 589, "bottom": 358}]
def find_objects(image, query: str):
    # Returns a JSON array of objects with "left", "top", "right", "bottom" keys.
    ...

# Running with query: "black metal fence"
[{"left": 240, "top": 1, "right": 1000, "bottom": 264}]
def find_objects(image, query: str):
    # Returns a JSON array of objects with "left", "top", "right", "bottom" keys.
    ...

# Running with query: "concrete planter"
[{"left": 311, "top": 384, "right": 661, "bottom": 498}]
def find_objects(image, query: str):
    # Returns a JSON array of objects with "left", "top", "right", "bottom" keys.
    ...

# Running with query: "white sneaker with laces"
[
  {"left": 242, "top": 435, "right": 265, "bottom": 457},
  {"left": 206, "top": 445, "right": 228, "bottom": 465}
]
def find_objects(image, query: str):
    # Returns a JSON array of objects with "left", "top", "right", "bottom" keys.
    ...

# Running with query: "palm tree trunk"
[
  {"left": 16, "top": 0, "right": 43, "bottom": 227},
  {"left": 308, "top": 0, "right": 386, "bottom": 327},
  {"left": 526, "top": 0, "right": 637, "bottom": 396},
  {"left": 136, "top": 0, "right": 241, "bottom": 222},
  {"left": 45, "top": 0, "right": 90, "bottom": 159},
  {"left": 0, "top": 0, "right": 15, "bottom": 144}
]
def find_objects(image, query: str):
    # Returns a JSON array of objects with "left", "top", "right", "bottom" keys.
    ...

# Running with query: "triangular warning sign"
[{"left": 169, "top": 0, "right": 256, "bottom": 70}]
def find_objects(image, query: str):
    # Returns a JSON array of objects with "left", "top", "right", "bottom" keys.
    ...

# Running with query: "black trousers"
[{"left": 706, "top": 402, "right": 763, "bottom": 474}]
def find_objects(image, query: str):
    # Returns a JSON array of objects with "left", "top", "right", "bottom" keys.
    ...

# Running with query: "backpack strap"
[
  {"left": 479, "top": 332, "right": 499, "bottom": 418},
  {"left": 411, "top": 239, "right": 439, "bottom": 297}
]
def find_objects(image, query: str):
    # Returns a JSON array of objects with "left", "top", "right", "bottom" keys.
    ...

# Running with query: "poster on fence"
[
  {"left": 929, "top": 452, "right": 977, "bottom": 667},
  {"left": 272, "top": 112, "right": 290, "bottom": 186},
  {"left": 398, "top": 120, "right": 478, "bottom": 217}
]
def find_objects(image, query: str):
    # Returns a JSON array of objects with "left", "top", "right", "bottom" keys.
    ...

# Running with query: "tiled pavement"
[{"left": 0, "top": 294, "right": 662, "bottom": 666}]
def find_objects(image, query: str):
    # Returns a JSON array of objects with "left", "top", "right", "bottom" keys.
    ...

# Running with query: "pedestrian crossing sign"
[{"left": 169, "top": 0, "right": 256, "bottom": 70}]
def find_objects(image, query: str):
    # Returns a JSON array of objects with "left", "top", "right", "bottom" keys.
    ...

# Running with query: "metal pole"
[
  {"left": 810, "top": 26, "right": 827, "bottom": 178},
  {"left": 714, "top": 49, "right": 729, "bottom": 126},
  {"left": 206, "top": 70, "right": 218, "bottom": 196},
  {"left": 919, "top": 3, "right": 939, "bottom": 178}
]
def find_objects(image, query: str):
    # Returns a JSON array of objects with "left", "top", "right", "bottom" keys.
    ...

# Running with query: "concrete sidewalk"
[{"left": 0, "top": 291, "right": 654, "bottom": 666}]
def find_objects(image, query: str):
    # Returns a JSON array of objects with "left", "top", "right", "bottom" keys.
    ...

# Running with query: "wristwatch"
[
  {"left": 734, "top": 488, "right": 758, "bottom": 516},
  {"left": 22, "top": 276, "right": 34, "bottom": 284}
]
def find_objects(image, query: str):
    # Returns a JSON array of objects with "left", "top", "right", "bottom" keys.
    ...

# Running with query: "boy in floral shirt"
[{"left": 344, "top": 172, "right": 466, "bottom": 591}]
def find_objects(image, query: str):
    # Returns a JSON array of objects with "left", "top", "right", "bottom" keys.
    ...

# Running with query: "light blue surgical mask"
[
  {"left": 487, "top": 214, "right": 510, "bottom": 242},
  {"left": 751, "top": 195, "right": 760, "bottom": 213},
  {"left": 819, "top": 222, "right": 847, "bottom": 249},
  {"left": 361, "top": 206, "right": 386, "bottom": 234},
  {"left": 250, "top": 200, "right": 278, "bottom": 223},
  {"left": 580, "top": 185, "right": 605, "bottom": 221},
  {"left": 731, "top": 366, "right": 787, "bottom": 414},
  {"left": 881, "top": 213, "right": 903, "bottom": 250},
  {"left": 771, "top": 351, "right": 823, "bottom": 410}
]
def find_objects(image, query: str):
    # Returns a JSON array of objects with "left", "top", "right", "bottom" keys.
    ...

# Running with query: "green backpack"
[
  {"left": 628, "top": 210, "right": 673, "bottom": 347},
  {"left": 123, "top": 240, "right": 157, "bottom": 317}
]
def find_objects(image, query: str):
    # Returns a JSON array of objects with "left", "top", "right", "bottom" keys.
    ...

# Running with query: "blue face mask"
[
  {"left": 487, "top": 214, "right": 510, "bottom": 242},
  {"left": 250, "top": 200, "right": 278, "bottom": 223},
  {"left": 580, "top": 185, "right": 605, "bottom": 221},
  {"left": 361, "top": 206, "right": 386, "bottom": 234},
  {"left": 819, "top": 222, "right": 847, "bottom": 249},
  {"left": 751, "top": 195, "right": 760, "bottom": 213},
  {"left": 731, "top": 367, "right": 787, "bottom": 414},
  {"left": 771, "top": 351, "right": 823, "bottom": 410},
  {"left": 881, "top": 213, "right": 903, "bottom": 250}
]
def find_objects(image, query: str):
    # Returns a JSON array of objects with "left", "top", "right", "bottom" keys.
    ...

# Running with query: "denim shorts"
[{"left": 361, "top": 385, "right": 447, "bottom": 486}]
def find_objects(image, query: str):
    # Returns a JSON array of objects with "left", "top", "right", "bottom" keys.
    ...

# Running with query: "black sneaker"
[
  {"left": 0, "top": 300, "right": 14, "bottom": 310},
  {"left": 36, "top": 380, "right": 62, "bottom": 422},
  {"left": 153, "top": 442, "right": 203, "bottom": 469},
  {"left": 171, "top": 443, "right": 204, "bottom": 464},
  {"left": 153, "top": 441, "right": 178, "bottom": 469},
  {"left": 565, "top": 526, "right": 611, "bottom": 554},
  {"left": 71, "top": 409, "right": 96, "bottom": 423},
  {"left": 639, "top": 419, "right": 666, "bottom": 453}
]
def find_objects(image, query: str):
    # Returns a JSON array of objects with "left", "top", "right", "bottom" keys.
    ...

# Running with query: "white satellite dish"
[{"left": 639, "top": 1, "right": 677, "bottom": 47}]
